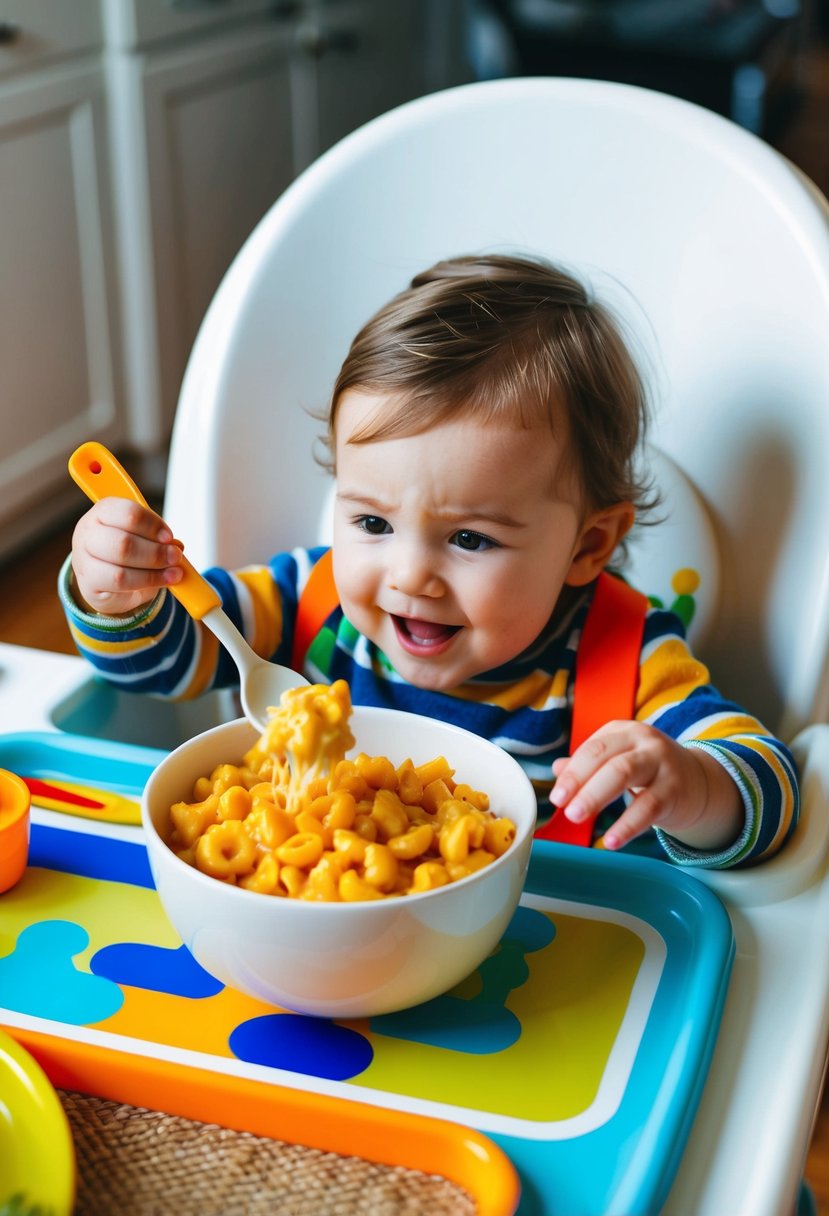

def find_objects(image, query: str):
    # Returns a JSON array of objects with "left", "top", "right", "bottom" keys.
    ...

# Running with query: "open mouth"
[{"left": 392, "top": 615, "right": 461, "bottom": 656}]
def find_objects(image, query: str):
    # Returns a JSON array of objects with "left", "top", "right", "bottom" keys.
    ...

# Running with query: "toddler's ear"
[{"left": 565, "top": 503, "right": 635, "bottom": 587}]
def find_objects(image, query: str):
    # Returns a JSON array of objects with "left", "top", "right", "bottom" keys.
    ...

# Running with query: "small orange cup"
[{"left": 0, "top": 768, "right": 31, "bottom": 893}]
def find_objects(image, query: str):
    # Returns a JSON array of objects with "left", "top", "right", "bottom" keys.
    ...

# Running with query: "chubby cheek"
[
  {"left": 333, "top": 552, "right": 377, "bottom": 628},
  {"left": 468, "top": 579, "right": 532, "bottom": 629},
  {"left": 471, "top": 579, "right": 558, "bottom": 653}
]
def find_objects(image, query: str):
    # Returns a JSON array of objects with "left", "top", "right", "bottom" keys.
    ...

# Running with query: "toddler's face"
[{"left": 332, "top": 389, "right": 600, "bottom": 692}]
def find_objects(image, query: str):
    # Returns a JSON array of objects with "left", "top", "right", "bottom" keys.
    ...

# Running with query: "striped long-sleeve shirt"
[{"left": 59, "top": 546, "right": 799, "bottom": 869}]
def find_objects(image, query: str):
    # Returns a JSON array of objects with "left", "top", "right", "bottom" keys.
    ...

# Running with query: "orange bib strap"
[
  {"left": 535, "top": 572, "right": 649, "bottom": 846},
  {"left": 291, "top": 549, "right": 339, "bottom": 673}
]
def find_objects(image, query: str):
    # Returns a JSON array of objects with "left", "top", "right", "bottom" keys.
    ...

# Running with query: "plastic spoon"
[{"left": 68, "top": 441, "right": 307, "bottom": 732}]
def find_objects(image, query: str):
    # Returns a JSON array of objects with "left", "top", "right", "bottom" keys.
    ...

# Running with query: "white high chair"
[
  {"left": 165, "top": 76, "right": 829, "bottom": 745},
  {"left": 163, "top": 78, "right": 829, "bottom": 1215}
]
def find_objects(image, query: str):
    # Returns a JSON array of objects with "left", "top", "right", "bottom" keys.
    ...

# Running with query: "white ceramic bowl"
[{"left": 142, "top": 707, "right": 536, "bottom": 1018}]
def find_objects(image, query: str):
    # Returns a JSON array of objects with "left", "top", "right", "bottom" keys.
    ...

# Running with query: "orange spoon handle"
[{"left": 68, "top": 441, "right": 221, "bottom": 621}]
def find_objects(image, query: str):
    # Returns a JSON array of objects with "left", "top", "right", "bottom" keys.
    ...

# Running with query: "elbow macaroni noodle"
[{"left": 168, "top": 679, "right": 517, "bottom": 901}]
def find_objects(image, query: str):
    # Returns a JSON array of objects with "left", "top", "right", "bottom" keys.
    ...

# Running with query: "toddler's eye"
[
  {"left": 452, "top": 530, "right": 496, "bottom": 552},
  {"left": 357, "top": 515, "right": 391, "bottom": 535}
]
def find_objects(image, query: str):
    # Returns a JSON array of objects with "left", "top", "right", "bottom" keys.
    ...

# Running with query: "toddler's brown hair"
[{"left": 326, "top": 253, "right": 654, "bottom": 517}]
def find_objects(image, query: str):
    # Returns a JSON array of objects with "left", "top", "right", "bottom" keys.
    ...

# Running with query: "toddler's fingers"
[
  {"left": 77, "top": 534, "right": 184, "bottom": 584},
  {"left": 91, "top": 530, "right": 183, "bottom": 574},
  {"left": 601, "top": 789, "right": 662, "bottom": 851},
  {"left": 552, "top": 739, "right": 660, "bottom": 827},
  {"left": 75, "top": 506, "right": 181, "bottom": 575},
  {"left": 79, "top": 553, "right": 183, "bottom": 602},
  {"left": 549, "top": 723, "right": 633, "bottom": 811},
  {"left": 88, "top": 496, "right": 173, "bottom": 541}
]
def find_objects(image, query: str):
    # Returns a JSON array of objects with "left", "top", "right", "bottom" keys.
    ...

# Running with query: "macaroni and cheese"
[{"left": 167, "top": 679, "right": 516, "bottom": 901}]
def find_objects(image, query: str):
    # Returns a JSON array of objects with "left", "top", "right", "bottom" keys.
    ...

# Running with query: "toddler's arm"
[
  {"left": 550, "top": 602, "right": 799, "bottom": 867},
  {"left": 71, "top": 498, "right": 183, "bottom": 616},
  {"left": 61, "top": 542, "right": 326, "bottom": 702},
  {"left": 550, "top": 723, "right": 745, "bottom": 852}
]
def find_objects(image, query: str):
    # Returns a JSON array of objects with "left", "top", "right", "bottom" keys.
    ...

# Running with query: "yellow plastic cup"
[{"left": 0, "top": 768, "right": 30, "bottom": 893}]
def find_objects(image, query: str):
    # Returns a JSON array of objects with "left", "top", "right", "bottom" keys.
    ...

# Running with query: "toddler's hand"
[
  {"left": 71, "top": 498, "right": 184, "bottom": 617},
  {"left": 549, "top": 720, "right": 743, "bottom": 852}
]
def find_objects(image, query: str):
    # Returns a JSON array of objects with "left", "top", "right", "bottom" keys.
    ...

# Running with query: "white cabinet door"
[
  {"left": 0, "top": 63, "right": 121, "bottom": 537},
  {"left": 109, "top": 21, "right": 298, "bottom": 450},
  {"left": 101, "top": 0, "right": 276, "bottom": 50},
  {"left": 306, "top": 0, "right": 470, "bottom": 160}
]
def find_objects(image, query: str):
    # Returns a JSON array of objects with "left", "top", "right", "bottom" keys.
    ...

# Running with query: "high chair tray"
[{"left": 0, "top": 732, "right": 734, "bottom": 1216}]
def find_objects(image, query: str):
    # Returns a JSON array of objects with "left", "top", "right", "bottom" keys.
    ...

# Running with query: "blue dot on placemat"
[
  {"left": 0, "top": 921, "right": 123, "bottom": 1025},
  {"left": 230, "top": 1013, "right": 373, "bottom": 1080},
  {"left": 90, "top": 941, "right": 224, "bottom": 998}
]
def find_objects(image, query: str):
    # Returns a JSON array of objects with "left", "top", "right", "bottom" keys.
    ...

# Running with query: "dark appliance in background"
[{"left": 488, "top": 0, "right": 806, "bottom": 137}]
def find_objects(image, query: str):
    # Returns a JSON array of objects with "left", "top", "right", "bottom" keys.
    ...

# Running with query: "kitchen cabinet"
[
  {"left": 105, "top": 9, "right": 299, "bottom": 455},
  {"left": 304, "top": 0, "right": 470, "bottom": 160},
  {"left": 105, "top": 0, "right": 470, "bottom": 465},
  {"left": 0, "top": 0, "right": 123, "bottom": 558},
  {"left": 1, "top": 0, "right": 470, "bottom": 554}
]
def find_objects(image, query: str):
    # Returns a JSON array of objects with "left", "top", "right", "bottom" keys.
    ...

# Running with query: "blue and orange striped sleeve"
[
  {"left": 57, "top": 548, "right": 327, "bottom": 699},
  {"left": 635, "top": 608, "right": 799, "bottom": 868}
]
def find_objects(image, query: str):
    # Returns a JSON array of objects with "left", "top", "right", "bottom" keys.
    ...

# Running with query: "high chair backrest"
[{"left": 164, "top": 77, "right": 829, "bottom": 741}]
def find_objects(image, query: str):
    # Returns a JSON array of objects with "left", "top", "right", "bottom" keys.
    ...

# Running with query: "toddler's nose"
[{"left": 387, "top": 546, "right": 444, "bottom": 598}]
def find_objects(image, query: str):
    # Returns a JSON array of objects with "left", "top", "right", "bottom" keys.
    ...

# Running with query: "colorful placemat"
[{"left": 0, "top": 732, "right": 735, "bottom": 1215}]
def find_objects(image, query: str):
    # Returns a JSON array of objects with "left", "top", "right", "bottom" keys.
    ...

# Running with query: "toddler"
[{"left": 63, "top": 253, "right": 799, "bottom": 867}]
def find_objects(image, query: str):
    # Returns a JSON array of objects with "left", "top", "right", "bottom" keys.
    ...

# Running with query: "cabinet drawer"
[
  {"left": 0, "top": 0, "right": 102, "bottom": 79},
  {"left": 102, "top": 0, "right": 293, "bottom": 50}
]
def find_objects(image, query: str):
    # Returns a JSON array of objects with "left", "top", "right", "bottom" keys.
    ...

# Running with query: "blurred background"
[
  {"left": 1, "top": 0, "right": 827, "bottom": 567},
  {"left": 472, "top": 0, "right": 819, "bottom": 135}
]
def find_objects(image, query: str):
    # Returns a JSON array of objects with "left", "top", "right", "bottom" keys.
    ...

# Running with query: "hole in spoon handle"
[{"left": 68, "top": 441, "right": 149, "bottom": 507}]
